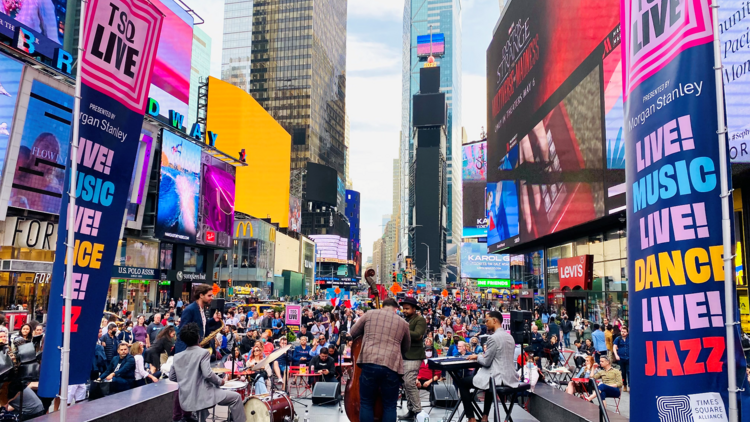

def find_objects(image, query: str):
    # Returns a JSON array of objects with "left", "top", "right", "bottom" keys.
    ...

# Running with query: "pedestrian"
[
  {"left": 591, "top": 324, "right": 607, "bottom": 364},
  {"left": 613, "top": 326, "right": 630, "bottom": 392},
  {"left": 560, "top": 315, "right": 573, "bottom": 349}
]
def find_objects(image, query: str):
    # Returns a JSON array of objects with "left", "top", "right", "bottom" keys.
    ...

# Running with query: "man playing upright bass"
[{"left": 349, "top": 298, "right": 411, "bottom": 422}]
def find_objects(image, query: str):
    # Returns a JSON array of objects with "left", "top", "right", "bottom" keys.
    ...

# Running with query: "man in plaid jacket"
[{"left": 350, "top": 298, "right": 411, "bottom": 422}]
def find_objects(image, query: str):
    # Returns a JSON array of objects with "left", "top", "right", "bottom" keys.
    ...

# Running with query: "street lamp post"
[{"left": 421, "top": 243, "right": 430, "bottom": 284}]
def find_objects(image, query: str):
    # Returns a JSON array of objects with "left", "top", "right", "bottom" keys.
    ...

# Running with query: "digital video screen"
[
  {"left": 9, "top": 80, "right": 73, "bottom": 214},
  {"left": 149, "top": 0, "right": 194, "bottom": 121},
  {"left": 156, "top": 130, "right": 202, "bottom": 243},
  {"left": 463, "top": 141, "right": 488, "bottom": 238},
  {"left": 0, "top": 53, "right": 23, "bottom": 175},
  {"left": 486, "top": 0, "right": 624, "bottom": 252}
]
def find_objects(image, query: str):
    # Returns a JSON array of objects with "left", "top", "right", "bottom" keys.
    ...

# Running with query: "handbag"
[{"left": 89, "top": 380, "right": 111, "bottom": 400}]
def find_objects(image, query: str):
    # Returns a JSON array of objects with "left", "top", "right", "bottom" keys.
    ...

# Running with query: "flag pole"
[
  {"left": 60, "top": 0, "right": 87, "bottom": 420},
  {"left": 710, "top": 1, "right": 739, "bottom": 422}
]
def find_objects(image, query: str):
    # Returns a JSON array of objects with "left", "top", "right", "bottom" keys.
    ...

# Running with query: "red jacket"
[{"left": 417, "top": 360, "right": 441, "bottom": 381}]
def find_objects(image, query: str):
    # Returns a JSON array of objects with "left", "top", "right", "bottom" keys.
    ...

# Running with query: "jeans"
[
  {"left": 563, "top": 332, "right": 571, "bottom": 349},
  {"left": 359, "top": 364, "right": 401, "bottom": 422},
  {"left": 619, "top": 360, "right": 629, "bottom": 388},
  {"left": 255, "top": 378, "right": 268, "bottom": 394},
  {"left": 598, "top": 384, "right": 621, "bottom": 401}
]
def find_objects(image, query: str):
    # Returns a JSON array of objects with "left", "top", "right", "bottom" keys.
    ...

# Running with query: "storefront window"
[
  {"left": 125, "top": 239, "right": 159, "bottom": 268},
  {"left": 160, "top": 243, "right": 174, "bottom": 270},
  {"left": 184, "top": 247, "right": 205, "bottom": 273}
]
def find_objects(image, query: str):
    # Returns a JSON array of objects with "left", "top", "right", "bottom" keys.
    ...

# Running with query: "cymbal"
[
  {"left": 212, "top": 367, "right": 230, "bottom": 373},
  {"left": 251, "top": 344, "right": 292, "bottom": 370}
]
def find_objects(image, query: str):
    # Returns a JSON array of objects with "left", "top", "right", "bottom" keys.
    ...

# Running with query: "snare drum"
[
  {"left": 244, "top": 392, "right": 294, "bottom": 422},
  {"left": 221, "top": 380, "right": 249, "bottom": 402}
]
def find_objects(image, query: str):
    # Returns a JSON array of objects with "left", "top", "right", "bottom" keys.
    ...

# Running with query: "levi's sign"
[{"left": 557, "top": 255, "right": 593, "bottom": 290}]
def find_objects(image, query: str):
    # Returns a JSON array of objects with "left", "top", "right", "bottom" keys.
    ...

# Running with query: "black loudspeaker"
[
  {"left": 510, "top": 310, "right": 533, "bottom": 345},
  {"left": 430, "top": 384, "right": 459, "bottom": 408},
  {"left": 209, "top": 299, "right": 225, "bottom": 318},
  {"left": 311, "top": 382, "right": 341, "bottom": 405}
]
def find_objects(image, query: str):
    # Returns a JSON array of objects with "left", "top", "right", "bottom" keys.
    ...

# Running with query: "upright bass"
[{"left": 344, "top": 268, "right": 383, "bottom": 422}]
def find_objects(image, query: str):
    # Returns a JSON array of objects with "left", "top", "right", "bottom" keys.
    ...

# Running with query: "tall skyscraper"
[
  {"left": 188, "top": 26, "right": 212, "bottom": 130},
  {"left": 400, "top": 0, "right": 462, "bottom": 259},
  {"left": 221, "top": 0, "right": 348, "bottom": 182}
]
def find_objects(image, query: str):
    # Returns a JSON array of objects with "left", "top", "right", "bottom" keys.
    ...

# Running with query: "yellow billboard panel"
[{"left": 206, "top": 77, "right": 291, "bottom": 227}]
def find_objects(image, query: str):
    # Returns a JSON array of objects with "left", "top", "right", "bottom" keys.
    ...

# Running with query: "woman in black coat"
[{"left": 145, "top": 326, "right": 175, "bottom": 371}]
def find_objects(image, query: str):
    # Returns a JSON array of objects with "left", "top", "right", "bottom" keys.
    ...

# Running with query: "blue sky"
[{"left": 191, "top": 0, "right": 502, "bottom": 260}]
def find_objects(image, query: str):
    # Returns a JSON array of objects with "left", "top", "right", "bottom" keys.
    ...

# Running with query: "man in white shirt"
[{"left": 311, "top": 321, "right": 326, "bottom": 338}]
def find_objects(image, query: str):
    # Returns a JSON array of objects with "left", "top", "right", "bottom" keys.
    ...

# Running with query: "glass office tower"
[
  {"left": 222, "top": 0, "right": 348, "bottom": 181},
  {"left": 400, "top": 0, "right": 462, "bottom": 258}
]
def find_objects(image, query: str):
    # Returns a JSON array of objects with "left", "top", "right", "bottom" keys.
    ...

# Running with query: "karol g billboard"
[
  {"left": 460, "top": 242, "right": 510, "bottom": 280},
  {"left": 39, "top": 0, "right": 163, "bottom": 398},
  {"left": 622, "top": 0, "right": 750, "bottom": 420}
]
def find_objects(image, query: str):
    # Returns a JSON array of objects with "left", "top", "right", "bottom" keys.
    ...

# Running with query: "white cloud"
[
  {"left": 347, "top": 71, "right": 402, "bottom": 259},
  {"left": 347, "top": 37, "right": 401, "bottom": 73},
  {"left": 462, "top": 72, "right": 488, "bottom": 141},
  {"left": 348, "top": 0, "right": 404, "bottom": 19}
]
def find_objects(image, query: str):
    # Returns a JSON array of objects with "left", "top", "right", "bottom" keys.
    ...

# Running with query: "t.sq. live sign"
[
  {"left": 38, "top": 0, "right": 163, "bottom": 399},
  {"left": 622, "top": 0, "right": 748, "bottom": 421}
]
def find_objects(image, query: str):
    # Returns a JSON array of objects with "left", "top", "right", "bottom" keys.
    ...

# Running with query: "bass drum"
[{"left": 244, "top": 392, "right": 294, "bottom": 422}]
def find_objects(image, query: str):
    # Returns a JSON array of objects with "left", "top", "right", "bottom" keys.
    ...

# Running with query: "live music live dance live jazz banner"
[
  {"left": 38, "top": 0, "right": 163, "bottom": 397},
  {"left": 622, "top": 1, "right": 749, "bottom": 421}
]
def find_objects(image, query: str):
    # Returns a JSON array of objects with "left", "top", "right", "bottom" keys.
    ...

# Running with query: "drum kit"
[{"left": 215, "top": 345, "right": 297, "bottom": 422}]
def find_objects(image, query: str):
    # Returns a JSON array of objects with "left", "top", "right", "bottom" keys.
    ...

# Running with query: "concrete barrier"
[{"left": 34, "top": 381, "right": 178, "bottom": 422}]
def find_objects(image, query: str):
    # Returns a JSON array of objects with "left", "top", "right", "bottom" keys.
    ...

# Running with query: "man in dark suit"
[
  {"left": 349, "top": 298, "right": 410, "bottom": 422},
  {"left": 175, "top": 284, "right": 214, "bottom": 354},
  {"left": 97, "top": 343, "right": 135, "bottom": 394}
]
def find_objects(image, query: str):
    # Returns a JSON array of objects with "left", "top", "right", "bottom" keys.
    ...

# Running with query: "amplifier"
[
  {"left": 430, "top": 384, "right": 459, "bottom": 408},
  {"left": 311, "top": 382, "right": 341, "bottom": 405}
]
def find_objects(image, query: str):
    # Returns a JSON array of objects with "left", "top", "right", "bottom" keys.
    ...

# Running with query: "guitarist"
[{"left": 349, "top": 298, "right": 410, "bottom": 422}]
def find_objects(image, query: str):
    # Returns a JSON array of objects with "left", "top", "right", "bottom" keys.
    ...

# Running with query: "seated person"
[
  {"left": 452, "top": 341, "right": 473, "bottom": 378},
  {"left": 7, "top": 387, "right": 45, "bottom": 420},
  {"left": 586, "top": 355, "right": 622, "bottom": 402},
  {"left": 469, "top": 337, "right": 483, "bottom": 354},
  {"left": 543, "top": 335, "right": 561, "bottom": 367},
  {"left": 416, "top": 358, "right": 441, "bottom": 390},
  {"left": 309, "top": 347, "right": 336, "bottom": 384},
  {"left": 566, "top": 356, "right": 598, "bottom": 396},
  {"left": 292, "top": 336, "right": 312, "bottom": 366},
  {"left": 97, "top": 343, "right": 136, "bottom": 394},
  {"left": 275, "top": 337, "right": 291, "bottom": 373},
  {"left": 572, "top": 340, "right": 587, "bottom": 368},
  {"left": 455, "top": 311, "right": 520, "bottom": 422},
  {"left": 447, "top": 335, "right": 463, "bottom": 357},
  {"left": 246, "top": 346, "right": 274, "bottom": 394}
]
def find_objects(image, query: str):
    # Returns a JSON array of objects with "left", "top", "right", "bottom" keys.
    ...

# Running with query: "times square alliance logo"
[{"left": 656, "top": 393, "right": 728, "bottom": 422}]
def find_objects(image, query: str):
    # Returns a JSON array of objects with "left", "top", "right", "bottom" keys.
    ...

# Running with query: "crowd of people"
[{"left": 0, "top": 286, "right": 638, "bottom": 422}]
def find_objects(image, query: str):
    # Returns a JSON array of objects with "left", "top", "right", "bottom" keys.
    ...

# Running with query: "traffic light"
[{"left": 392, "top": 272, "right": 397, "bottom": 284}]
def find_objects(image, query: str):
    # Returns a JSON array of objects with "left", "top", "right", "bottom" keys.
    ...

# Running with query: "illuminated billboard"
[
  {"left": 0, "top": 0, "right": 66, "bottom": 44},
  {"left": 126, "top": 124, "right": 157, "bottom": 229},
  {"left": 486, "top": 0, "right": 624, "bottom": 253},
  {"left": 156, "top": 130, "right": 202, "bottom": 243},
  {"left": 289, "top": 196, "right": 301, "bottom": 233},
  {"left": 417, "top": 33, "right": 445, "bottom": 57},
  {"left": 720, "top": 1, "right": 750, "bottom": 162},
  {"left": 462, "top": 140, "right": 487, "bottom": 238},
  {"left": 199, "top": 155, "right": 235, "bottom": 248},
  {"left": 9, "top": 80, "right": 73, "bottom": 214},
  {"left": 310, "top": 235, "right": 348, "bottom": 262},
  {"left": 461, "top": 242, "right": 510, "bottom": 280},
  {"left": 206, "top": 77, "right": 291, "bottom": 227},
  {"left": 149, "top": 0, "right": 193, "bottom": 121},
  {"left": 0, "top": 53, "right": 23, "bottom": 174}
]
